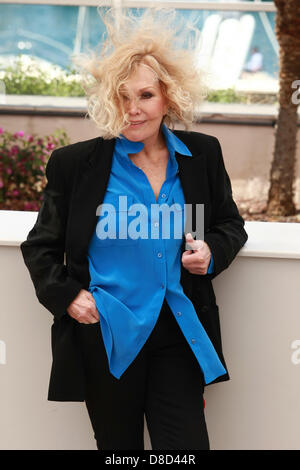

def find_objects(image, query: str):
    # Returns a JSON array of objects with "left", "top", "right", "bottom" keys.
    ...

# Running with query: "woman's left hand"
[{"left": 181, "top": 233, "right": 211, "bottom": 275}]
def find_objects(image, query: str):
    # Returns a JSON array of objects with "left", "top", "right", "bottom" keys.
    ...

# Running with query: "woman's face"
[{"left": 120, "top": 64, "right": 168, "bottom": 146}]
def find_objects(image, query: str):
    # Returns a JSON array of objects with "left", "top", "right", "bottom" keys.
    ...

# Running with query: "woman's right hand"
[{"left": 67, "top": 289, "right": 100, "bottom": 324}]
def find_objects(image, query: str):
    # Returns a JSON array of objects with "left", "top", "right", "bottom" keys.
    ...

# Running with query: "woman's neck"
[{"left": 137, "top": 130, "right": 168, "bottom": 164}]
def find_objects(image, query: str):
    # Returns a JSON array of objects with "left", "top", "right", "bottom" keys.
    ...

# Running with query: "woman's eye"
[{"left": 141, "top": 93, "right": 153, "bottom": 99}]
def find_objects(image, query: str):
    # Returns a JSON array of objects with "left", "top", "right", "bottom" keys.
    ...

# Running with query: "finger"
[
  {"left": 181, "top": 253, "right": 192, "bottom": 269},
  {"left": 82, "top": 296, "right": 97, "bottom": 312},
  {"left": 73, "top": 303, "right": 99, "bottom": 322},
  {"left": 183, "top": 253, "right": 205, "bottom": 266},
  {"left": 80, "top": 305, "right": 98, "bottom": 322},
  {"left": 185, "top": 233, "right": 195, "bottom": 250},
  {"left": 185, "top": 233, "right": 204, "bottom": 252},
  {"left": 188, "top": 266, "right": 207, "bottom": 275},
  {"left": 89, "top": 305, "right": 100, "bottom": 321},
  {"left": 84, "top": 290, "right": 95, "bottom": 301},
  {"left": 91, "top": 312, "right": 100, "bottom": 321},
  {"left": 84, "top": 315, "right": 100, "bottom": 324},
  {"left": 86, "top": 296, "right": 96, "bottom": 307},
  {"left": 76, "top": 315, "right": 99, "bottom": 324},
  {"left": 185, "top": 259, "right": 208, "bottom": 272},
  {"left": 182, "top": 250, "right": 193, "bottom": 261}
]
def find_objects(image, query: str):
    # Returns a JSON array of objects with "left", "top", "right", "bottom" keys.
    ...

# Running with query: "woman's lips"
[{"left": 129, "top": 121, "right": 146, "bottom": 127}]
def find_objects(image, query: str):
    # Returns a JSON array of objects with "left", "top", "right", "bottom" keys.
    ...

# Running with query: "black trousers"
[{"left": 76, "top": 298, "right": 210, "bottom": 450}]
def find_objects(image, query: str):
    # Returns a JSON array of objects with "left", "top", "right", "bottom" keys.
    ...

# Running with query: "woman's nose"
[{"left": 127, "top": 98, "right": 140, "bottom": 114}]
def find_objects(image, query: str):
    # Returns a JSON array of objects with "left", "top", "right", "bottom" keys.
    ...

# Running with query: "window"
[{"left": 0, "top": 1, "right": 277, "bottom": 105}]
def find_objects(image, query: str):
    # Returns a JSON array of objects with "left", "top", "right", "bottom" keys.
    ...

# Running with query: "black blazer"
[{"left": 20, "top": 129, "right": 248, "bottom": 401}]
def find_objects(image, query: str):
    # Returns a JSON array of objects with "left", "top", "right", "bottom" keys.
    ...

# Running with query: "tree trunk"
[{"left": 266, "top": 0, "right": 300, "bottom": 216}]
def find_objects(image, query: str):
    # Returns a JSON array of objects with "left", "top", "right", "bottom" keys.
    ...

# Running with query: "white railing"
[
  {"left": 0, "top": 1, "right": 276, "bottom": 11},
  {"left": 1, "top": 210, "right": 299, "bottom": 257}
]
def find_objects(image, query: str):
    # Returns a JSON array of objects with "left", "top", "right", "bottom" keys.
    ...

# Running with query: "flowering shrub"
[
  {"left": 0, "top": 128, "right": 70, "bottom": 211},
  {"left": 0, "top": 54, "right": 85, "bottom": 97}
]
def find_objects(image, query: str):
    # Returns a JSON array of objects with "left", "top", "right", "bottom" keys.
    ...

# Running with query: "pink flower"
[
  {"left": 24, "top": 201, "right": 39, "bottom": 211},
  {"left": 6, "top": 168, "right": 12, "bottom": 175},
  {"left": 12, "top": 189, "right": 19, "bottom": 196},
  {"left": 11, "top": 145, "right": 19, "bottom": 155},
  {"left": 0, "top": 128, "right": 3, "bottom": 135},
  {"left": 46, "top": 142, "right": 55, "bottom": 150},
  {"left": 12, "top": 130, "right": 24, "bottom": 138},
  {"left": 24, "top": 202, "right": 33, "bottom": 211},
  {"left": 27, "top": 135, "right": 34, "bottom": 143}
]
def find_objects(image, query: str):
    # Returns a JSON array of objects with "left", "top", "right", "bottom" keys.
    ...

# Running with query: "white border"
[{"left": 0, "top": 1, "right": 276, "bottom": 13}]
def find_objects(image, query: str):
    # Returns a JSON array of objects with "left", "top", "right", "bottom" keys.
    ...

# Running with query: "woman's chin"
[{"left": 123, "top": 129, "right": 145, "bottom": 142}]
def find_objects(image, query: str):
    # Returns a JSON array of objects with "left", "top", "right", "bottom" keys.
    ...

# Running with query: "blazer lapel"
[
  {"left": 67, "top": 137, "right": 115, "bottom": 261},
  {"left": 175, "top": 150, "right": 210, "bottom": 293},
  {"left": 176, "top": 151, "right": 207, "bottom": 204},
  {"left": 175, "top": 150, "right": 210, "bottom": 235}
]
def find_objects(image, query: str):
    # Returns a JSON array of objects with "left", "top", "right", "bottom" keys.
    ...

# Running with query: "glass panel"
[
  {"left": 190, "top": 8, "right": 278, "bottom": 98},
  {"left": 0, "top": 3, "right": 278, "bottom": 103}
]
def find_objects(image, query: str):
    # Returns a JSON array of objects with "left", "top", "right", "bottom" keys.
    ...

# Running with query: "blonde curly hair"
[{"left": 72, "top": 6, "right": 208, "bottom": 139}]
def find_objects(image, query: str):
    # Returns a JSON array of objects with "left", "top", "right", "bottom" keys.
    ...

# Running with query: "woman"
[{"left": 20, "top": 8, "right": 247, "bottom": 450}]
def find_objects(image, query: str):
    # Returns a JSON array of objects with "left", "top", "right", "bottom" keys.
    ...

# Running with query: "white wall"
[{"left": 1, "top": 211, "right": 300, "bottom": 450}]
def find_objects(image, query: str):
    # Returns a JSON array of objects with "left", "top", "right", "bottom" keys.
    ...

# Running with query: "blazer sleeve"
[
  {"left": 204, "top": 137, "right": 248, "bottom": 279},
  {"left": 20, "top": 149, "right": 83, "bottom": 319}
]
